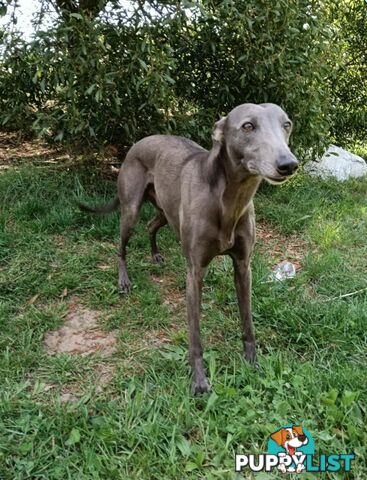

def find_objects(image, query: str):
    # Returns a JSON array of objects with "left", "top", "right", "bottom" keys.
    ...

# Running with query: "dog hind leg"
[
  {"left": 117, "top": 162, "right": 147, "bottom": 294},
  {"left": 148, "top": 210, "right": 167, "bottom": 263}
]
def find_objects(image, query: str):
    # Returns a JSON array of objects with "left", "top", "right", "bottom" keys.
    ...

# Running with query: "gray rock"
[{"left": 304, "top": 145, "right": 367, "bottom": 181}]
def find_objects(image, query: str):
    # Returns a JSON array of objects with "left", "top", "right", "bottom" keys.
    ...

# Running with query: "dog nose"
[
  {"left": 276, "top": 154, "right": 299, "bottom": 176},
  {"left": 298, "top": 435, "right": 306, "bottom": 442}
]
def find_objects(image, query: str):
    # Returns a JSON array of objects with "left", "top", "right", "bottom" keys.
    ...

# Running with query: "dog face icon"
[{"left": 271, "top": 425, "right": 308, "bottom": 456}]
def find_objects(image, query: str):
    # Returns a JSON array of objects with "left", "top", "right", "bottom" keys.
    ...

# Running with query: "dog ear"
[
  {"left": 293, "top": 425, "right": 303, "bottom": 436},
  {"left": 270, "top": 429, "right": 285, "bottom": 446},
  {"left": 212, "top": 116, "right": 227, "bottom": 143}
]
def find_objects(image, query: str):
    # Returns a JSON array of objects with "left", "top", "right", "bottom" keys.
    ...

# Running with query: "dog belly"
[{"left": 150, "top": 184, "right": 180, "bottom": 238}]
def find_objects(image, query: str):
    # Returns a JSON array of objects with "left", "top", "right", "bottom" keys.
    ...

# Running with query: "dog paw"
[
  {"left": 118, "top": 280, "right": 131, "bottom": 294},
  {"left": 192, "top": 377, "right": 211, "bottom": 396},
  {"left": 244, "top": 342, "right": 258, "bottom": 367},
  {"left": 152, "top": 253, "right": 165, "bottom": 264}
]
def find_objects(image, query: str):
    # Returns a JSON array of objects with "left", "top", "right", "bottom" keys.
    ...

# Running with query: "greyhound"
[{"left": 80, "top": 103, "right": 298, "bottom": 395}]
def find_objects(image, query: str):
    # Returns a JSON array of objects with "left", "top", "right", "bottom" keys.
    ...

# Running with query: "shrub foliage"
[
  {"left": 0, "top": 0, "right": 359, "bottom": 156},
  {"left": 328, "top": 0, "right": 367, "bottom": 145}
]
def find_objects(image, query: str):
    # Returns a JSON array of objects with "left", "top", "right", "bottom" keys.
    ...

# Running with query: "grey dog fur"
[{"left": 80, "top": 103, "right": 299, "bottom": 395}]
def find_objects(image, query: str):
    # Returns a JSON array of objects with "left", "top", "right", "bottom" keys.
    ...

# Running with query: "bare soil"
[
  {"left": 44, "top": 298, "right": 117, "bottom": 357},
  {"left": 257, "top": 221, "right": 308, "bottom": 270},
  {"left": 0, "top": 131, "right": 68, "bottom": 168}
]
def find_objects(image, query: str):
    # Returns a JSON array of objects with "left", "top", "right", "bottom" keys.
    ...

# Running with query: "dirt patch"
[
  {"left": 257, "top": 221, "right": 308, "bottom": 270},
  {"left": 44, "top": 300, "right": 117, "bottom": 357},
  {"left": 41, "top": 300, "right": 118, "bottom": 401},
  {"left": 0, "top": 131, "right": 68, "bottom": 167},
  {"left": 0, "top": 132, "right": 121, "bottom": 176}
]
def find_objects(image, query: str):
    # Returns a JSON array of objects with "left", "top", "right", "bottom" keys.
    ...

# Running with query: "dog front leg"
[
  {"left": 232, "top": 258, "right": 257, "bottom": 365},
  {"left": 186, "top": 264, "right": 210, "bottom": 395}
]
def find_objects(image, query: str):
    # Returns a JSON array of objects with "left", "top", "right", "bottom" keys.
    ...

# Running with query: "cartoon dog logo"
[{"left": 270, "top": 425, "right": 309, "bottom": 473}]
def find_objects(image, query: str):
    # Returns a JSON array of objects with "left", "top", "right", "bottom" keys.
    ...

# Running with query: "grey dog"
[{"left": 80, "top": 103, "right": 299, "bottom": 394}]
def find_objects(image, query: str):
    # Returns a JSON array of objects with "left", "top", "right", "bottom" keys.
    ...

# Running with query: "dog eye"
[
  {"left": 283, "top": 121, "right": 292, "bottom": 131},
  {"left": 242, "top": 122, "right": 254, "bottom": 132}
]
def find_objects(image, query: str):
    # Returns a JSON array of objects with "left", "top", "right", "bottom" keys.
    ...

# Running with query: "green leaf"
[
  {"left": 195, "top": 450, "right": 205, "bottom": 466},
  {"left": 54, "top": 131, "right": 64, "bottom": 142},
  {"left": 86, "top": 84, "right": 96, "bottom": 95},
  {"left": 165, "top": 74, "right": 175, "bottom": 85},
  {"left": 159, "top": 346, "right": 185, "bottom": 361},
  {"left": 176, "top": 436, "right": 191, "bottom": 457},
  {"left": 65, "top": 428, "right": 81, "bottom": 446},
  {"left": 19, "top": 442, "right": 33, "bottom": 455},
  {"left": 317, "top": 431, "right": 335, "bottom": 442},
  {"left": 206, "top": 391, "right": 218, "bottom": 410},
  {"left": 185, "top": 461, "right": 198, "bottom": 472},
  {"left": 95, "top": 90, "right": 102, "bottom": 102},
  {"left": 138, "top": 59, "right": 148, "bottom": 70},
  {"left": 70, "top": 13, "right": 83, "bottom": 20},
  {"left": 320, "top": 389, "right": 338, "bottom": 406},
  {"left": 342, "top": 390, "right": 358, "bottom": 406}
]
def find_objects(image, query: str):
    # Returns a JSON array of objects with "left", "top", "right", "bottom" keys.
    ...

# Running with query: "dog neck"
[
  {"left": 211, "top": 144, "right": 261, "bottom": 203},
  {"left": 220, "top": 173, "right": 261, "bottom": 229},
  {"left": 208, "top": 144, "right": 262, "bottom": 239}
]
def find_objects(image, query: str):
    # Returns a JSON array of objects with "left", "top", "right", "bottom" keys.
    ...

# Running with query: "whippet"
[{"left": 80, "top": 103, "right": 299, "bottom": 394}]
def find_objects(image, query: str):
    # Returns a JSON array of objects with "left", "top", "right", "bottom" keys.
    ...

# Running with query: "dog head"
[
  {"left": 270, "top": 425, "right": 308, "bottom": 455},
  {"left": 213, "top": 103, "right": 298, "bottom": 184}
]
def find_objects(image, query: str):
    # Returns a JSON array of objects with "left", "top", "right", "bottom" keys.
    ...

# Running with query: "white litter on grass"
[
  {"left": 304, "top": 145, "right": 367, "bottom": 182},
  {"left": 269, "top": 261, "right": 297, "bottom": 282}
]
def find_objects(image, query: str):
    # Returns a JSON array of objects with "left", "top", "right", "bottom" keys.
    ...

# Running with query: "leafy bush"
[
  {"left": 327, "top": 0, "right": 367, "bottom": 147},
  {"left": 0, "top": 1, "right": 335, "bottom": 155},
  {"left": 1, "top": 14, "right": 176, "bottom": 146},
  {"left": 170, "top": 0, "right": 333, "bottom": 154}
]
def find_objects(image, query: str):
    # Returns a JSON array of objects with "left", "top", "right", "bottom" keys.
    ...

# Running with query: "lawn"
[{"left": 0, "top": 160, "right": 366, "bottom": 479}]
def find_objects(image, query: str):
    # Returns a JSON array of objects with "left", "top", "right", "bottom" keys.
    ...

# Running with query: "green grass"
[{"left": 0, "top": 164, "right": 366, "bottom": 479}]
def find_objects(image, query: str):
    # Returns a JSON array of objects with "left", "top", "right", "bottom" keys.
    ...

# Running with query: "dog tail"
[{"left": 78, "top": 196, "right": 120, "bottom": 214}]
